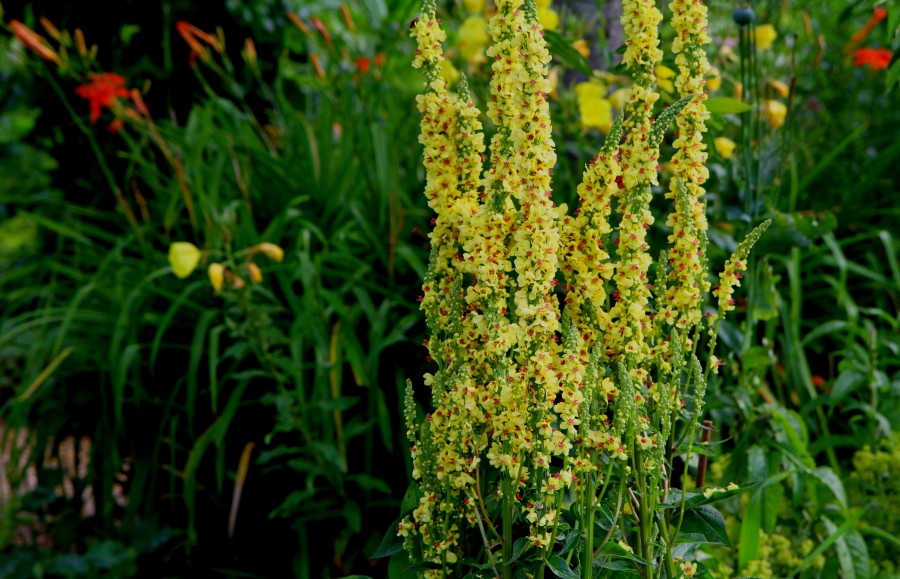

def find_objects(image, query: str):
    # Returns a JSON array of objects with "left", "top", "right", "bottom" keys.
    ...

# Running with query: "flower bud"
[
  {"left": 254, "top": 242, "right": 284, "bottom": 262},
  {"left": 247, "top": 262, "right": 263, "bottom": 284},
  {"left": 732, "top": 6, "right": 755, "bottom": 26},
  {"left": 208, "top": 263, "right": 225, "bottom": 293},
  {"left": 168, "top": 242, "right": 201, "bottom": 278}
]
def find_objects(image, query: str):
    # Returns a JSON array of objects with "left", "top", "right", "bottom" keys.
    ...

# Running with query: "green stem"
[{"left": 502, "top": 477, "right": 513, "bottom": 579}]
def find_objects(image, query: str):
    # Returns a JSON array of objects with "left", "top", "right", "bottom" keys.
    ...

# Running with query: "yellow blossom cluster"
[
  {"left": 403, "top": 0, "right": 767, "bottom": 572},
  {"left": 663, "top": 0, "right": 713, "bottom": 331}
]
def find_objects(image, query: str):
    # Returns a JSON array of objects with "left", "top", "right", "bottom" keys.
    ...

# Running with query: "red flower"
[
  {"left": 355, "top": 56, "right": 371, "bottom": 74},
  {"left": 74, "top": 73, "right": 130, "bottom": 124},
  {"left": 853, "top": 47, "right": 893, "bottom": 70}
]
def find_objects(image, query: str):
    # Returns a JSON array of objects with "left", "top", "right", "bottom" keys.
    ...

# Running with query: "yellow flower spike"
[
  {"left": 575, "top": 81, "right": 613, "bottom": 132},
  {"left": 753, "top": 24, "right": 778, "bottom": 50},
  {"left": 254, "top": 242, "right": 284, "bottom": 262},
  {"left": 571, "top": 39, "right": 589, "bottom": 59},
  {"left": 168, "top": 242, "right": 201, "bottom": 279},
  {"left": 714, "top": 137, "right": 737, "bottom": 159},
  {"left": 538, "top": 6, "right": 559, "bottom": 31},
  {"left": 768, "top": 79, "right": 789, "bottom": 98},
  {"left": 763, "top": 99, "right": 787, "bottom": 128},
  {"left": 457, "top": 15, "right": 489, "bottom": 63},
  {"left": 462, "top": 0, "right": 484, "bottom": 13},
  {"left": 208, "top": 263, "right": 225, "bottom": 293},
  {"left": 247, "top": 262, "right": 263, "bottom": 284},
  {"left": 655, "top": 64, "right": 676, "bottom": 93}
]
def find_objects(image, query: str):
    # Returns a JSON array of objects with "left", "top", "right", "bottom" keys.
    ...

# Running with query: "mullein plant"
[{"left": 396, "top": 0, "right": 770, "bottom": 576}]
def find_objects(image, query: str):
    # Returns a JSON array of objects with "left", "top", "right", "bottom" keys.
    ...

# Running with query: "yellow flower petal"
[
  {"left": 208, "top": 263, "right": 225, "bottom": 293},
  {"left": 714, "top": 137, "right": 737, "bottom": 159},
  {"left": 609, "top": 87, "right": 631, "bottom": 111},
  {"left": 763, "top": 99, "right": 787, "bottom": 128},
  {"left": 168, "top": 242, "right": 201, "bottom": 279},
  {"left": 535, "top": 0, "right": 552, "bottom": 8},
  {"left": 753, "top": 24, "right": 777, "bottom": 50},
  {"left": 655, "top": 64, "right": 676, "bottom": 93},
  {"left": 462, "top": 0, "right": 484, "bottom": 13},
  {"left": 706, "top": 66, "right": 721, "bottom": 92},
  {"left": 538, "top": 7, "right": 559, "bottom": 31},
  {"left": 440, "top": 59, "right": 460, "bottom": 85},
  {"left": 575, "top": 82, "right": 612, "bottom": 132},
  {"left": 458, "top": 16, "right": 489, "bottom": 62},
  {"left": 768, "top": 79, "right": 789, "bottom": 98},
  {"left": 254, "top": 242, "right": 284, "bottom": 262},
  {"left": 571, "top": 39, "right": 589, "bottom": 59}
]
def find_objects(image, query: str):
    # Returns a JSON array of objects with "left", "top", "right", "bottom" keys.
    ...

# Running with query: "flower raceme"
[{"left": 402, "top": 0, "right": 768, "bottom": 576}]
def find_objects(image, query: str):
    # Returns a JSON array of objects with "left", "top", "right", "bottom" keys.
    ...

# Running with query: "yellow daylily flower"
[
  {"left": 462, "top": 0, "right": 484, "bottom": 13},
  {"left": 714, "top": 137, "right": 737, "bottom": 159},
  {"left": 168, "top": 242, "right": 201, "bottom": 279},
  {"left": 208, "top": 263, "right": 225, "bottom": 293},
  {"left": 571, "top": 39, "right": 589, "bottom": 59},
  {"left": 254, "top": 242, "right": 284, "bottom": 262},
  {"left": 609, "top": 87, "right": 631, "bottom": 111},
  {"left": 441, "top": 59, "right": 460, "bottom": 85},
  {"left": 763, "top": 99, "right": 787, "bottom": 128},
  {"left": 458, "top": 16, "right": 489, "bottom": 62},
  {"left": 768, "top": 79, "right": 789, "bottom": 98},
  {"left": 538, "top": 7, "right": 559, "bottom": 31},
  {"left": 753, "top": 24, "right": 777, "bottom": 50},
  {"left": 575, "top": 81, "right": 612, "bottom": 133},
  {"left": 706, "top": 66, "right": 722, "bottom": 92},
  {"left": 655, "top": 64, "right": 676, "bottom": 93}
]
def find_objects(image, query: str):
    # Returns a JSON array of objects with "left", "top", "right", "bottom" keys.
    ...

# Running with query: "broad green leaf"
[
  {"left": 706, "top": 97, "right": 753, "bottom": 114},
  {"left": 544, "top": 30, "right": 592, "bottom": 76},
  {"left": 546, "top": 554, "right": 580, "bottom": 579},
  {"left": 680, "top": 505, "right": 730, "bottom": 546}
]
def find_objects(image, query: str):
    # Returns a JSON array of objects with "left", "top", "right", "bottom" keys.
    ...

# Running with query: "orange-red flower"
[
  {"left": 9, "top": 20, "right": 61, "bottom": 64},
  {"left": 355, "top": 56, "right": 371, "bottom": 73},
  {"left": 75, "top": 73, "right": 129, "bottom": 124},
  {"left": 853, "top": 47, "right": 892, "bottom": 70},
  {"left": 847, "top": 7, "right": 890, "bottom": 49},
  {"left": 176, "top": 20, "right": 221, "bottom": 65}
]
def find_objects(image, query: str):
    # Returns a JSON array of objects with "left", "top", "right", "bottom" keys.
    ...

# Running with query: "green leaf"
[
  {"left": 370, "top": 516, "right": 404, "bottom": 559},
  {"left": 834, "top": 528, "right": 871, "bottom": 579},
  {"left": 506, "top": 537, "right": 532, "bottom": 565},
  {"left": 790, "top": 508, "right": 869, "bottom": 576},
  {"left": 546, "top": 554, "right": 580, "bottom": 579},
  {"left": 829, "top": 369, "right": 866, "bottom": 405},
  {"left": 679, "top": 505, "right": 731, "bottom": 546},
  {"left": 886, "top": 58, "right": 900, "bottom": 91},
  {"left": 544, "top": 30, "right": 592, "bottom": 76},
  {"left": 706, "top": 97, "right": 753, "bottom": 114}
]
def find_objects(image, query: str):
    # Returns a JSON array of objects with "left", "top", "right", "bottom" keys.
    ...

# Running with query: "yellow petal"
[
  {"left": 655, "top": 64, "right": 676, "bottom": 93},
  {"left": 254, "top": 242, "right": 284, "bottom": 262},
  {"left": 535, "top": 0, "right": 552, "bottom": 8},
  {"left": 462, "top": 0, "right": 484, "bottom": 13},
  {"left": 706, "top": 66, "right": 721, "bottom": 92},
  {"left": 575, "top": 82, "right": 612, "bottom": 132},
  {"left": 768, "top": 79, "right": 789, "bottom": 98},
  {"left": 440, "top": 59, "right": 460, "bottom": 85},
  {"left": 538, "top": 7, "right": 559, "bottom": 31},
  {"left": 168, "top": 242, "right": 201, "bottom": 279},
  {"left": 714, "top": 137, "right": 737, "bottom": 159},
  {"left": 763, "top": 99, "right": 787, "bottom": 128},
  {"left": 571, "top": 39, "right": 589, "bottom": 59},
  {"left": 753, "top": 24, "right": 777, "bottom": 50},
  {"left": 609, "top": 87, "right": 631, "bottom": 111},
  {"left": 458, "top": 16, "right": 489, "bottom": 62},
  {"left": 208, "top": 263, "right": 225, "bottom": 293},
  {"left": 247, "top": 262, "right": 263, "bottom": 284}
]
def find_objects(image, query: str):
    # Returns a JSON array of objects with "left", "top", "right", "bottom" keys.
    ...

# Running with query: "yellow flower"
[
  {"left": 655, "top": 64, "right": 676, "bottom": 92},
  {"left": 609, "top": 87, "right": 631, "bottom": 110},
  {"left": 538, "top": 7, "right": 559, "bottom": 31},
  {"left": 768, "top": 79, "right": 789, "bottom": 98},
  {"left": 575, "top": 81, "right": 612, "bottom": 132},
  {"left": 535, "top": 0, "right": 552, "bottom": 7},
  {"left": 208, "top": 263, "right": 225, "bottom": 293},
  {"left": 168, "top": 242, "right": 201, "bottom": 278},
  {"left": 753, "top": 24, "right": 777, "bottom": 50},
  {"left": 458, "top": 16, "right": 489, "bottom": 62},
  {"left": 763, "top": 99, "right": 787, "bottom": 128},
  {"left": 706, "top": 66, "right": 721, "bottom": 92},
  {"left": 714, "top": 137, "right": 737, "bottom": 159},
  {"left": 254, "top": 242, "right": 284, "bottom": 262},
  {"left": 571, "top": 39, "right": 589, "bottom": 59},
  {"left": 462, "top": 0, "right": 484, "bottom": 13},
  {"left": 440, "top": 59, "right": 460, "bottom": 85},
  {"left": 247, "top": 262, "right": 263, "bottom": 284}
]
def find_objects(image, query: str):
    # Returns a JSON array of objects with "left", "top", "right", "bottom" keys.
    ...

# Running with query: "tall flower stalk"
[{"left": 399, "top": 0, "right": 770, "bottom": 576}]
